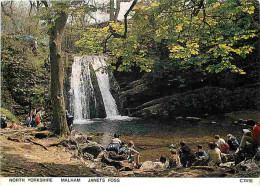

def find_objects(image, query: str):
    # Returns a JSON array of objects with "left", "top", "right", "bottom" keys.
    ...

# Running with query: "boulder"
[
  {"left": 79, "top": 142, "right": 103, "bottom": 158},
  {"left": 102, "top": 166, "right": 118, "bottom": 175},
  {"left": 235, "top": 160, "right": 260, "bottom": 172},
  {"left": 176, "top": 116, "right": 184, "bottom": 120},
  {"left": 101, "top": 151, "right": 123, "bottom": 169},
  {"left": 186, "top": 117, "right": 201, "bottom": 122},
  {"left": 140, "top": 161, "right": 165, "bottom": 172},
  {"left": 73, "top": 133, "right": 88, "bottom": 144}
]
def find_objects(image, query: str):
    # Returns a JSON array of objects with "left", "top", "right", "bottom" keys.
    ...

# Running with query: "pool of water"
[{"left": 73, "top": 118, "right": 245, "bottom": 162}]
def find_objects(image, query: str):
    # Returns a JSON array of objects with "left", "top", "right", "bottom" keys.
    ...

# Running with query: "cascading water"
[
  {"left": 90, "top": 55, "right": 119, "bottom": 117},
  {"left": 70, "top": 55, "right": 134, "bottom": 123},
  {"left": 70, "top": 56, "right": 96, "bottom": 122}
]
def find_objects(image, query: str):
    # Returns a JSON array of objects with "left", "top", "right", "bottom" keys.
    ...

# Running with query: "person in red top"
[{"left": 252, "top": 123, "right": 260, "bottom": 143}]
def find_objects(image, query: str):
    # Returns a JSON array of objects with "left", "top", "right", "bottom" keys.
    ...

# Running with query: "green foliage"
[
  {"left": 76, "top": 0, "right": 259, "bottom": 74},
  {"left": 0, "top": 108, "right": 19, "bottom": 123}
]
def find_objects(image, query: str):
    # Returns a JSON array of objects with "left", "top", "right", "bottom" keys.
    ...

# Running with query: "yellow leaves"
[
  {"left": 175, "top": 24, "right": 183, "bottom": 32},
  {"left": 242, "top": 6, "right": 255, "bottom": 14},
  {"left": 151, "top": 2, "right": 160, "bottom": 7},
  {"left": 187, "top": 43, "right": 199, "bottom": 55},
  {"left": 233, "top": 33, "right": 257, "bottom": 41},
  {"left": 169, "top": 42, "right": 199, "bottom": 59},
  {"left": 102, "top": 26, "right": 109, "bottom": 32},
  {"left": 213, "top": 2, "right": 221, "bottom": 8},
  {"left": 169, "top": 45, "right": 184, "bottom": 53}
]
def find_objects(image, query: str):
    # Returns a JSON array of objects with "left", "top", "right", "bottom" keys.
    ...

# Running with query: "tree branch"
[{"left": 109, "top": 0, "right": 138, "bottom": 39}]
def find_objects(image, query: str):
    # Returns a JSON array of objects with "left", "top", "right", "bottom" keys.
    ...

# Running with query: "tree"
[
  {"left": 40, "top": 0, "right": 102, "bottom": 136},
  {"left": 40, "top": 1, "right": 70, "bottom": 136},
  {"left": 76, "top": 0, "right": 259, "bottom": 74},
  {"left": 109, "top": 0, "right": 133, "bottom": 21}
]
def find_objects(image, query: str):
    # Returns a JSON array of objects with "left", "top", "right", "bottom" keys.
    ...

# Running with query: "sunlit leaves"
[{"left": 76, "top": 0, "right": 259, "bottom": 74}]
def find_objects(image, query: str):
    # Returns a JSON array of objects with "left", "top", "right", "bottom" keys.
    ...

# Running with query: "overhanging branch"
[{"left": 109, "top": 0, "right": 138, "bottom": 39}]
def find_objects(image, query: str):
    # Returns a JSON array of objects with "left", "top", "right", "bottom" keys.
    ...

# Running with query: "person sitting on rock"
[
  {"left": 169, "top": 149, "right": 181, "bottom": 168},
  {"left": 106, "top": 134, "right": 122, "bottom": 154},
  {"left": 153, "top": 156, "right": 167, "bottom": 170},
  {"left": 214, "top": 135, "right": 230, "bottom": 153},
  {"left": 1, "top": 114, "right": 7, "bottom": 129},
  {"left": 227, "top": 134, "right": 239, "bottom": 151},
  {"left": 178, "top": 142, "right": 196, "bottom": 167},
  {"left": 195, "top": 145, "right": 207, "bottom": 158},
  {"left": 240, "top": 129, "right": 255, "bottom": 150},
  {"left": 206, "top": 142, "right": 222, "bottom": 166},
  {"left": 126, "top": 141, "right": 140, "bottom": 167}
]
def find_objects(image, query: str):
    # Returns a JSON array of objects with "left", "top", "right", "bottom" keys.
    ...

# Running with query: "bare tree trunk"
[
  {"left": 49, "top": 9, "right": 70, "bottom": 136},
  {"left": 114, "top": 0, "right": 122, "bottom": 21},
  {"left": 110, "top": 0, "right": 115, "bottom": 21}
]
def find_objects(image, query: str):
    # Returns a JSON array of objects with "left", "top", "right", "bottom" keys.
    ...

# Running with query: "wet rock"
[
  {"left": 176, "top": 116, "right": 184, "bottom": 120},
  {"left": 82, "top": 152, "right": 94, "bottom": 160},
  {"left": 186, "top": 117, "right": 201, "bottom": 122},
  {"left": 101, "top": 151, "right": 123, "bottom": 169},
  {"left": 238, "top": 119, "right": 247, "bottom": 124},
  {"left": 79, "top": 142, "right": 103, "bottom": 158}
]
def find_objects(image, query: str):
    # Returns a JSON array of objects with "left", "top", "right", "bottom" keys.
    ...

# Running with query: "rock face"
[
  {"left": 127, "top": 86, "right": 258, "bottom": 120},
  {"left": 114, "top": 54, "right": 259, "bottom": 120}
]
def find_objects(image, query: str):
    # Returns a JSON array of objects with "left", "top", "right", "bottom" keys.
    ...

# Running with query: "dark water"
[
  {"left": 73, "top": 118, "right": 244, "bottom": 144},
  {"left": 73, "top": 118, "right": 245, "bottom": 161}
]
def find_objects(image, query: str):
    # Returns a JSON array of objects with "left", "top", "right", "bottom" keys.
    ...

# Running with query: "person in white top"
[
  {"left": 214, "top": 135, "right": 226, "bottom": 147},
  {"left": 106, "top": 134, "right": 122, "bottom": 154},
  {"left": 112, "top": 133, "right": 122, "bottom": 145},
  {"left": 214, "top": 135, "right": 230, "bottom": 153}
]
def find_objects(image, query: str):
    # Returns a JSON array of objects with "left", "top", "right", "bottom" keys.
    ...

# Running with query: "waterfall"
[
  {"left": 90, "top": 55, "right": 119, "bottom": 117},
  {"left": 70, "top": 55, "right": 119, "bottom": 121},
  {"left": 70, "top": 56, "right": 96, "bottom": 121}
]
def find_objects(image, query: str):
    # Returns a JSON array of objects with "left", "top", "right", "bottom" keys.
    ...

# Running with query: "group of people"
[
  {"left": 26, "top": 107, "right": 44, "bottom": 127},
  {"left": 106, "top": 121, "right": 260, "bottom": 169},
  {"left": 106, "top": 134, "right": 141, "bottom": 167},
  {"left": 170, "top": 121, "right": 260, "bottom": 168}
]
